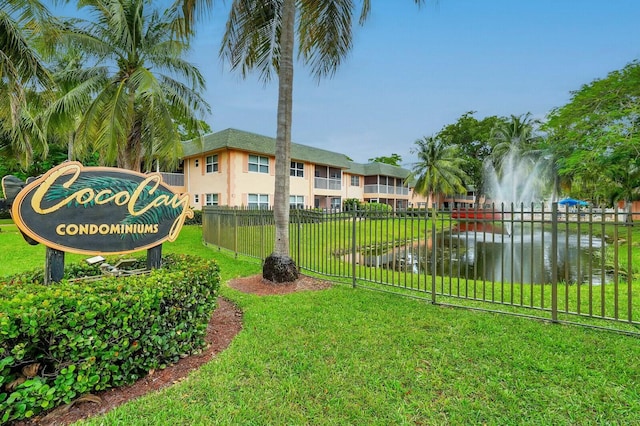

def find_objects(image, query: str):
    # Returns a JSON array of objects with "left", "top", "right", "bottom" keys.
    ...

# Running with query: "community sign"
[{"left": 11, "top": 162, "right": 193, "bottom": 255}]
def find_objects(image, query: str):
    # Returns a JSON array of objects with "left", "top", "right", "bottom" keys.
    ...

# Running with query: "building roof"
[
  {"left": 347, "top": 161, "right": 410, "bottom": 179},
  {"left": 182, "top": 128, "right": 412, "bottom": 180},
  {"left": 183, "top": 128, "right": 352, "bottom": 168}
]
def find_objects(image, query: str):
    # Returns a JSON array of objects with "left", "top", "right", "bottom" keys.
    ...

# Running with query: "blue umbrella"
[
  {"left": 558, "top": 198, "right": 579, "bottom": 206},
  {"left": 558, "top": 198, "right": 588, "bottom": 207}
]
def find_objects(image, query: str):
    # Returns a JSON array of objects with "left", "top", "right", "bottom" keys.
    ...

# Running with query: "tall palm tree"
[
  {"left": 56, "top": 0, "right": 210, "bottom": 172},
  {"left": 408, "top": 136, "right": 469, "bottom": 219},
  {"left": 218, "top": 0, "right": 424, "bottom": 282},
  {"left": 0, "top": 0, "right": 54, "bottom": 165}
]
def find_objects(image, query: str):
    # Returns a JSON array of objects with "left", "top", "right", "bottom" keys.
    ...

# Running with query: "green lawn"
[{"left": 3, "top": 223, "right": 640, "bottom": 424}]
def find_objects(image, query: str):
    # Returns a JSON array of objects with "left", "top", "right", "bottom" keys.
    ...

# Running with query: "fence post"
[
  {"left": 233, "top": 209, "right": 238, "bottom": 258},
  {"left": 217, "top": 212, "right": 221, "bottom": 251},
  {"left": 431, "top": 210, "right": 437, "bottom": 304},
  {"left": 297, "top": 211, "right": 301, "bottom": 268},
  {"left": 260, "top": 211, "right": 265, "bottom": 260},
  {"left": 551, "top": 202, "right": 558, "bottom": 322},
  {"left": 352, "top": 207, "right": 357, "bottom": 288}
]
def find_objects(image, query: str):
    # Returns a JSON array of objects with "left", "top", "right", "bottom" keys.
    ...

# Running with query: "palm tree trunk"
[
  {"left": 273, "top": 0, "right": 295, "bottom": 257},
  {"left": 262, "top": 0, "right": 299, "bottom": 283}
]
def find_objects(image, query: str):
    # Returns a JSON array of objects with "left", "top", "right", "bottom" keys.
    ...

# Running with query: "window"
[
  {"left": 204, "top": 193, "right": 218, "bottom": 206},
  {"left": 289, "top": 195, "right": 304, "bottom": 209},
  {"left": 350, "top": 175, "right": 360, "bottom": 186},
  {"left": 194, "top": 194, "right": 200, "bottom": 204},
  {"left": 206, "top": 155, "right": 218, "bottom": 173},
  {"left": 330, "top": 198, "right": 341, "bottom": 209},
  {"left": 290, "top": 161, "right": 304, "bottom": 177},
  {"left": 248, "top": 155, "right": 269, "bottom": 173},
  {"left": 248, "top": 194, "right": 269, "bottom": 209},
  {"left": 194, "top": 159, "right": 199, "bottom": 168}
]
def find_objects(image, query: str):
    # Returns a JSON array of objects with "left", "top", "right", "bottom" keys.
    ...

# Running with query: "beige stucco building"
[{"left": 165, "top": 128, "right": 429, "bottom": 210}]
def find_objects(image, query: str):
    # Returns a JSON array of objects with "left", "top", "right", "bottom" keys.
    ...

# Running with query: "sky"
[{"left": 49, "top": 0, "right": 640, "bottom": 167}]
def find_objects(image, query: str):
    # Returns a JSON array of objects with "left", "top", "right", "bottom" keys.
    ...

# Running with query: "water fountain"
[
  {"left": 484, "top": 148, "right": 547, "bottom": 209},
  {"left": 446, "top": 147, "right": 606, "bottom": 284},
  {"left": 395, "top": 147, "right": 608, "bottom": 285}
]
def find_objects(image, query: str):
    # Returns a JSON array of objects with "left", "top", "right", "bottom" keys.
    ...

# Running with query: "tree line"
[{"left": 400, "top": 60, "right": 639, "bottom": 210}]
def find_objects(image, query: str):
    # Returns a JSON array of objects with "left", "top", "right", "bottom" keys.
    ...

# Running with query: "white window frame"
[
  {"left": 204, "top": 193, "right": 218, "bottom": 206},
  {"left": 330, "top": 197, "right": 341, "bottom": 209},
  {"left": 206, "top": 154, "right": 218, "bottom": 173},
  {"left": 248, "top": 193, "right": 269, "bottom": 209},
  {"left": 290, "top": 161, "right": 304, "bottom": 177},
  {"left": 248, "top": 155, "right": 269, "bottom": 173},
  {"left": 289, "top": 195, "right": 304, "bottom": 209}
]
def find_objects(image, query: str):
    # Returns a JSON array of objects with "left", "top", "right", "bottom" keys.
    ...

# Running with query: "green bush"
[
  {"left": 0, "top": 254, "right": 220, "bottom": 423},
  {"left": 184, "top": 209, "right": 203, "bottom": 225},
  {"left": 343, "top": 198, "right": 362, "bottom": 212},
  {"left": 361, "top": 202, "right": 393, "bottom": 219}
]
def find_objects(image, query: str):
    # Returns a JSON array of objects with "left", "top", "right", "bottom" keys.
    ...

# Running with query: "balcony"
[
  {"left": 314, "top": 177, "right": 342, "bottom": 191},
  {"left": 159, "top": 172, "right": 185, "bottom": 187},
  {"left": 364, "top": 184, "right": 409, "bottom": 196}
]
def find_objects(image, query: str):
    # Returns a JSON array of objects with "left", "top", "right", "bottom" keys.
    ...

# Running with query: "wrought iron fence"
[{"left": 202, "top": 205, "right": 640, "bottom": 334}]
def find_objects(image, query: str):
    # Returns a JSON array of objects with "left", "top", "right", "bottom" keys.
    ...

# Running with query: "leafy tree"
[
  {"left": 54, "top": 0, "right": 210, "bottom": 172},
  {"left": 176, "top": 117, "right": 212, "bottom": 141},
  {"left": 218, "top": 0, "right": 425, "bottom": 282},
  {"left": 434, "top": 111, "right": 503, "bottom": 194},
  {"left": 545, "top": 60, "right": 640, "bottom": 208},
  {"left": 407, "top": 135, "right": 470, "bottom": 219},
  {"left": 368, "top": 153, "right": 402, "bottom": 167}
]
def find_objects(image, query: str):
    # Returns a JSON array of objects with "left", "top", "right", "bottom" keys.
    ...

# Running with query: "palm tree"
[
  {"left": 218, "top": 0, "right": 424, "bottom": 282},
  {"left": 408, "top": 136, "right": 469, "bottom": 219},
  {"left": 489, "top": 113, "right": 541, "bottom": 170},
  {"left": 0, "top": 0, "right": 54, "bottom": 165},
  {"left": 43, "top": 47, "right": 96, "bottom": 162},
  {"left": 55, "top": 0, "right": 210, "bottom": 172}
]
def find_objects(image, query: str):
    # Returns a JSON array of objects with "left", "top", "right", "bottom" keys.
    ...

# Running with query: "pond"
[{"left": 388, "top": 224, "right": 609, "bottom": 285}]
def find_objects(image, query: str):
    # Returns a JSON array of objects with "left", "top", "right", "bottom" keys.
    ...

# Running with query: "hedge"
[{"left": 0, "top": 254, "right": 220, "bottom": 423}]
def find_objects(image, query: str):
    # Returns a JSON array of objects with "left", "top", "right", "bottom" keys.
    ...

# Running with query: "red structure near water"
[{"left": 450, "top": 209, "right": 503, "bottom": 221}]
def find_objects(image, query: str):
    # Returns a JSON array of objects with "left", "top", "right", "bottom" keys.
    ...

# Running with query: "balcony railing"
[
  {"left": 159, "top": 172, "right": 185, "bottom": 187},
  {"left": 364, "top": 184, "right": 409, "bottom": 195},
  {"left": 314, "top": 177, "right": 341, "bottom": 190}
]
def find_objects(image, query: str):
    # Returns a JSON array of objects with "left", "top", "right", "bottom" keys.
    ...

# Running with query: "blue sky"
[{"left": 49, "top": 1, "right": 640, "bottom": 167}]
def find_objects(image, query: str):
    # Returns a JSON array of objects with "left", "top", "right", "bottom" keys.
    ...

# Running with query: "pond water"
[{"left": 391, "top": 224, "right": 608, "bottom": 285}]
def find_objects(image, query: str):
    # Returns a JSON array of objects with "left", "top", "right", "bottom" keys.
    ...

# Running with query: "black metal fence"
[{"left": 203, "top": 205, "right": 640, "bottom": 334}]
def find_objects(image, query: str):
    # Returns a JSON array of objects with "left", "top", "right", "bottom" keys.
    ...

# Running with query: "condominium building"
[{"left": 164, "top": 128, "right": 425, "bottom": 210}]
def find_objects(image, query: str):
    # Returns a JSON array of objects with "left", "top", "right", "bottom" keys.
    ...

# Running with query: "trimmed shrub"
[
  {"left": 343, "top": 198, "right": 362, "bottom": 212},
  {"left": 362, "top": 202, "right": 393, "bottom": 219},
  {"left": 0, "top": 254, "right": 220, "bottom": 423},
  {"left": 184, "top": 209, "right": 202, "bottom": 225}
]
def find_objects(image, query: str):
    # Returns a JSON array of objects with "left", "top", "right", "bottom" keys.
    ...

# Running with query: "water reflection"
[{"left": 390, "top": 224, "right": 608, "bottom": 285}]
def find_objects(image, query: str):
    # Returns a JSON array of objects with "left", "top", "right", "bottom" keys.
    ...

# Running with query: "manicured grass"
[
  {"left": 0, "top": 222, "right": 88, "bottom": 276},
  {"left": 3, "top": 223, "right": 640, "bottom": 424},
  {"left": 0, "top": 223, "right": 260, "bottom": 280},
  {"left": 79, "top": 283, "right": 640, "bottom": 425}
]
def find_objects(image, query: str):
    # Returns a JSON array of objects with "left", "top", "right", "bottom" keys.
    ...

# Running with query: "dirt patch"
[
  {"left": 13, "top": 274, "right": 330, "bottom": 426},
  {"left": 228, "top": 273, "right": 332, "bottom": 295}
]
